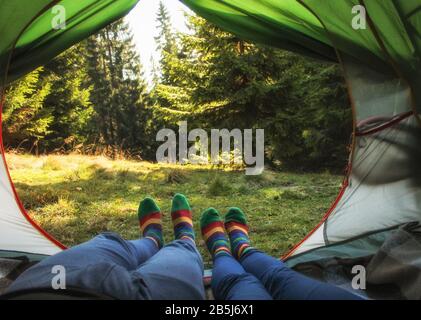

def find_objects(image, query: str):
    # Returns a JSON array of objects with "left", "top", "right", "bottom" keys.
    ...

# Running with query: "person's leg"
[
  {"left": 7, "top": 197, "right": 164, "bottom": 295},
  {"left": 201, "top": 208, "right": 272, "bottom": 300},
  {"left": 6, "top": 232, "right": 159, "bottom": 296},
  {"left": 225, "top": 208, "right": 363, "bottom": 300},
  {"left": 134, "top": 194, "right": 206, "bottom": 299},
  {"left": 40, "top": 232, "right": 158, "bottom": 271},
  {"left": 36, "top": 196, "right": 164, "bottom": 269},
  {"left": 44, "top": 196, "right": 165, "bottom": 269},
  {"left": 241, "top": 251, "right": 363, "bottom": 300},
  {"left": 135, "top": 239, "right": 206, "bottom": 300}
]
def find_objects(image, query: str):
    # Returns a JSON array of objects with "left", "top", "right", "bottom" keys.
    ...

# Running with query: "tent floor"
[{"left": 0, "top": 257, "right": 35, "bottom": 295}]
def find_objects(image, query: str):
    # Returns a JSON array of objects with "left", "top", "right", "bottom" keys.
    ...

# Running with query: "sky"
[{"left": 126, "top": 0, "right": 192, "bottom": 84}]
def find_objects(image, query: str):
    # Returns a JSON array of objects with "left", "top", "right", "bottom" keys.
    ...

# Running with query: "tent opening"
[{"left": 1, "top": 0, "right": 420, "bottom": 300}]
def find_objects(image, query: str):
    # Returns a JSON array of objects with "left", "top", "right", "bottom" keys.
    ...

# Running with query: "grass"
[{"left": 7, "top": 153, "right": 344, "bottom": 267}]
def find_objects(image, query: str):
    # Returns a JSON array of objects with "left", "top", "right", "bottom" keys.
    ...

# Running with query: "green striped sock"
[
  {"left": 225, "top": 207, "right": 254, "bottom": 259},
  {"left": 138, "top": 197, "right": 163, "bottom": 248},
  {"left": 171, "top": 194, "right": 195, "bottom": 242},
  {"left": 200, "top": 208, "right": 231, "bottom": 258}
]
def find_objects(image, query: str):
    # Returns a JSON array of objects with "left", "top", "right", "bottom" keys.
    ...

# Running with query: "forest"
[{"left": 2, "top": 2, "right": 352, "bottom": 172}]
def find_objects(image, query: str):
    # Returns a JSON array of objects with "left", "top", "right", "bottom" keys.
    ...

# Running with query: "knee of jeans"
[
  {"left": 168, "top": 240, "right": 204, "bottom": 268},
  {"left": 91, "top": 232, "right": 128, "bottom": 248},
  {"left": 95, "top": 232, "right": 124, "bottom": 241},
  {"left": 169, "top": 239, "right": 200, "bottom": 254}
]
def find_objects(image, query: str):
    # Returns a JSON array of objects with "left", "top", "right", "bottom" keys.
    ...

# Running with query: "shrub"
[
  {"left": 166, "top": 169, "right": 188, "bottom": 184},
  {"left": 208, "top": 176, "right": 231, "bottom": 196}
]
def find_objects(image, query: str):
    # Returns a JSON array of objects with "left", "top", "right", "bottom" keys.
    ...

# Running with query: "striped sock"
[
  {"left": 200, "top": 208, "right": 232, "bottom": 259},
  {"left": 138, "top": 197, "right": 163, "bottom": 248},
  {"left": 225, "top": 207, "right": 255, "bottom": 259},
  {"left": 171, "top": 193, "right": 195, "bottom": 242}
]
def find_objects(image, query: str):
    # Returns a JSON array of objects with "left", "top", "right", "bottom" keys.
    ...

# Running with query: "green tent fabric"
[
  {"left": 299, "top": 0, "right": 421, "bottom": 113},
  {"left": 1, "top": 0, "right": 419, "bottom": 112},
  {"left": 182, "top": 0, "right": 338, "bottom": 62},
  {"left": 1, "top": 1, "right": 420, "bottom": 88},
  {"left": 182, "top": 0, "right": 421, "bottom": 112},
  {"left": 0, "top": 0, "right": 138, "bottom": 85}
]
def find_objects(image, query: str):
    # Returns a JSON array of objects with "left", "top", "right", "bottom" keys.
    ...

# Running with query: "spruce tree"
[
  {"left": 152, "top": 14, "right": 351, "bottom": 170},
  {"left": 86, "top": 18, "right": 150, "bottom": 158},
  {"left": 40, "top": 42, "right": 93, "bottom": 152},
  {"left": 154, "top": 1, "right": 178, "bottom": 84},
  {"left": 2, "top": 68, "right": 52, "bottom": 153}
]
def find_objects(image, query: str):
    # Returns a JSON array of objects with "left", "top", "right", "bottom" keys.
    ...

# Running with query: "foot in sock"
[
  {"left": 200, "top": 208, "right": 232, "bottom": 259},
  {"left": 171, "top": 193, "right": 195, "bottom": 242},
  {"left": 138, "top": 197, "right": 163, "bottom": 248},
  {"left": 225, "top": 207, "right": 255, "bottom": 259}
]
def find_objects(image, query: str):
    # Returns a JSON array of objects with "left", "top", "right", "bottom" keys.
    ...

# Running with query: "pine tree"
[
  {"left": 40, "top": 42, "right": 93, "bottom": 152},
  {"left": 155, "top": 1, "right": 176, "bottom": 55},
  {"left": 152, "top": 14, "right": 352, "bottom": 170},
  {"left": 154, "top": 1, "right": 178, "bottom": 84},
  {"left": 2, "top": 68, "right": 53, "bottom": 153},
  {"left": 86, "top": 18, "right": 150, "bottom": 158}
]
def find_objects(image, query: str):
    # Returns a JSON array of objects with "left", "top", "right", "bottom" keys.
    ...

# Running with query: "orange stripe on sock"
[
  {"left": 237, "top": 243, "right": 250, "bottom": 257},
  {"left": 140, "top": 218, "right": 161, "bottom": 231},
  {"left": 214, "top": 247, "right": 230, "bottom": 254},
  {"left": 203, "top": 226, "right": 225, "bottom": 241},
  {"left": 173, "top": 216, "right": 193, "bottom": 225},
  {"left": 180, "top": 236, "right": 195, "bottom": 243},
  {"left": 226, "top": 224, "right": 248, "bottom": 235}
]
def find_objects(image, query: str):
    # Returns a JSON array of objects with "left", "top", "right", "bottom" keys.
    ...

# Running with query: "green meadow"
[{"left": 8, "top": 153, "right": 343, "bottom": 267}]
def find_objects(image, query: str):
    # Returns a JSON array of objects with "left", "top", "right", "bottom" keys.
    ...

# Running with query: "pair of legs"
[
  {"left": 7, "top": 194, "right": 205, "bottom": 300},
  {"left": 200, "top": 208, "right": 363, "bottom": 300}
]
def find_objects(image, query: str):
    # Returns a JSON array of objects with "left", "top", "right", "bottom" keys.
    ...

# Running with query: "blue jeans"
[
  {"left": 212, "top": 250, "right": 363, "bottom": 300},
  {"left": 7, "top": 232, "right": 206, "bottom": 300}
]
